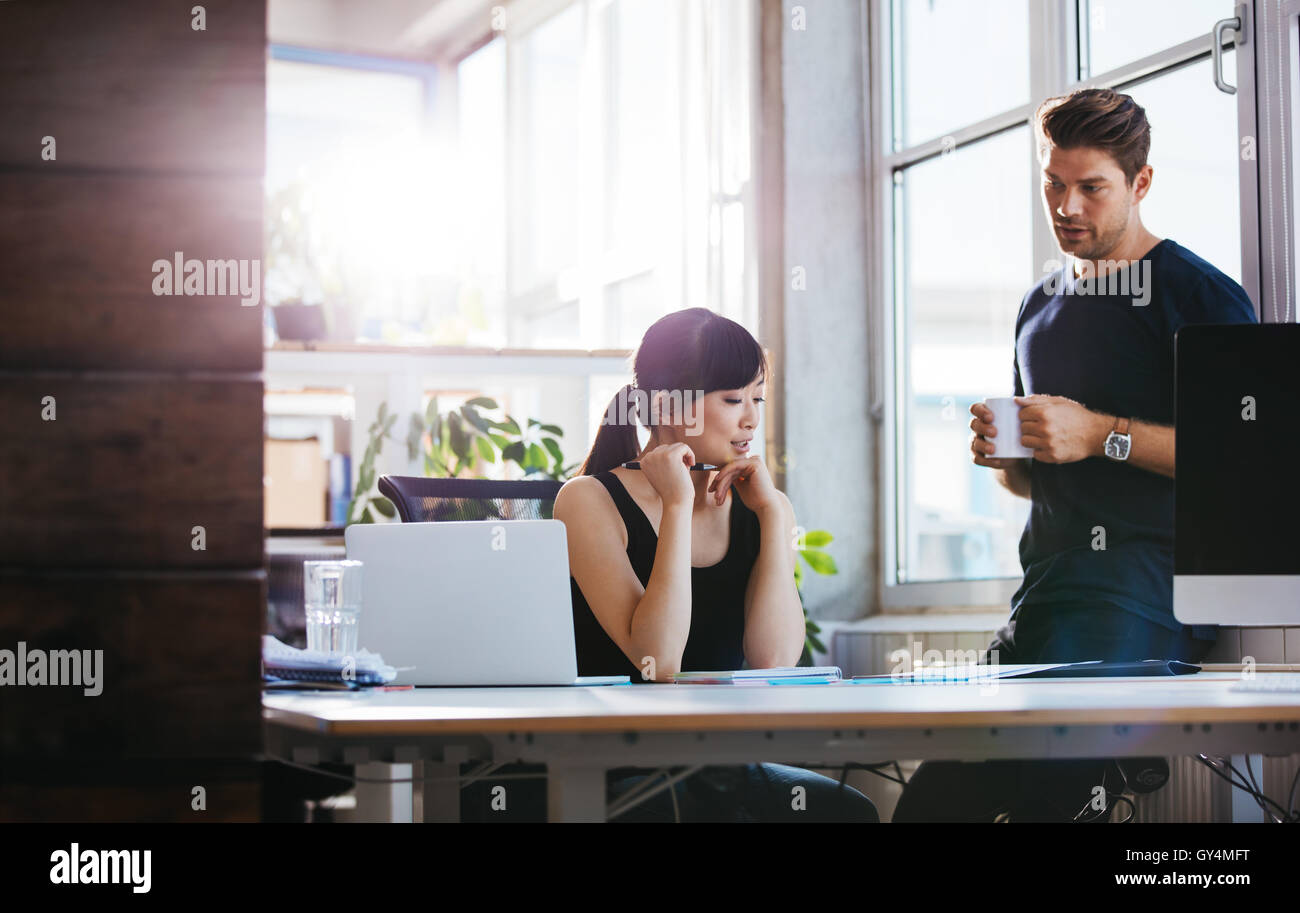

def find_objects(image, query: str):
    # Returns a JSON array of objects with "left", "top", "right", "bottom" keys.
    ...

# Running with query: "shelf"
[{"left": 268, "top": 341, "right": 633, "bottom": 358}]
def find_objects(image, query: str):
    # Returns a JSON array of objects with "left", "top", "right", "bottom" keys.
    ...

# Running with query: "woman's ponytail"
[{"left": 578, "top": 384, "right": 642, "bottom": 476}]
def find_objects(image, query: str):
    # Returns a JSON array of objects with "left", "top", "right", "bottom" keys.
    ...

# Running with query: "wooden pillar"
[{"left": 0, "top": 0, "right": 268, "bottom": 821}]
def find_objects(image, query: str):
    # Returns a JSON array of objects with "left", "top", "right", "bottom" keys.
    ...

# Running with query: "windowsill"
[
  {"left": 828, "top": 612, "right": 1010, "bottom": 634},
  {"left": 268, "top": 341, "right": 633, "bottom": 358}
]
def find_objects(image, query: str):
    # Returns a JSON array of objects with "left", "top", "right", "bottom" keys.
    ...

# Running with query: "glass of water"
[{"left": 304, "top": 560, "right": 363, "bottom": 655}]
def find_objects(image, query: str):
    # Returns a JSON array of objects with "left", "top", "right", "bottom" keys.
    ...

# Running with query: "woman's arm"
[
  {"left": 741, "top": 491, "right": 807, "bottom": 668},
  {"left": 554, "top": 475, "right": 694, "bottom": 681}
]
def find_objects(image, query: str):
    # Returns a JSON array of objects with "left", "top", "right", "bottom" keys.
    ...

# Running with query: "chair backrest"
[{"left": 377, "top": 476, "right": 564, "bottom": 523}]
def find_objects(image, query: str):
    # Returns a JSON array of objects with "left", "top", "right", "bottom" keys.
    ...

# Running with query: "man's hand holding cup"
[{"left": 970, "top": 397, "right": 1034, "bottom": 469}]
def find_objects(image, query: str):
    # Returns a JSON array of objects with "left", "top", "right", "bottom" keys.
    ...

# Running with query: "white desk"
[{"left": 263, "top": 674, "right": 1300, "bottom": 822}]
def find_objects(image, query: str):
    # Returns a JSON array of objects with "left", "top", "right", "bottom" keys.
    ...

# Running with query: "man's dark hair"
[{"left": 1035, "top": 88, "right": 1151, "bottom": 186}]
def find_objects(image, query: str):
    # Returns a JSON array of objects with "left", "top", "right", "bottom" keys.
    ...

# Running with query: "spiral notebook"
[
  {"left": 261, "top": 635, "right": 398, "bottom": 687},
  {"left": 670, "top": 666, "right": 842, "bottom": 685}
]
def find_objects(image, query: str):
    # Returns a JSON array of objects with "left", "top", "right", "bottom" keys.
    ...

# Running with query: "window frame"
[{"left": 870, "top": 0, "right": 1265, "bottom": 610}]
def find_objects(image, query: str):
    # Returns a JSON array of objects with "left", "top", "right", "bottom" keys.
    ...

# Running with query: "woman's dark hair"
[{"left": 579, "top": 308, "right": 769, "bottom": 476}]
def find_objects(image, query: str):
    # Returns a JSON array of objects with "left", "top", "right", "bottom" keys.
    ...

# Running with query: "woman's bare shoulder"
[
  {"left": 556, "top": 474, "right": 613, "bottom": 517},
  {"left": 555, "top": 475, "right": 627, "bottom": 543}
]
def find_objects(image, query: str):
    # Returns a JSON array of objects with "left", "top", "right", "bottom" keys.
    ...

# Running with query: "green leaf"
[
  {"left": 793, "top": 562, "right": 804, "bottom": 590},
  {"left": 372, "top": 497, "right": 396, "bottom": 518},
  {"left": 406, "top": 420, "right": 424, "bottom": 463},
  {"left": 542, "top": 437, "right": 563, "bottom": 464},
  {"left": 362, "top": 506, "right": 376, "bottom": 524},
  {"left": 499, "top": 415, "right": 521, "bottom": 435},
  {"left": 487, "top": 433, "right": 509, "bottom": 449},
  {"left": 475, "top": 436, "right": 496, "bottom": 463},
  {"left": 377, "top": 401, "right": 388, "bottom": 422},
  {"left": 465, "top": 396, "right": 499, "bottom": 410},
  {"left": 526, "top": 442, "right": 547, "bottom": 467},
  {"left": 802, "top": 530, "right": 833, "bottom": 547},
  {"left": 799, "top": 550, "right": 838, "bottom": 575},
  {"left": 807, "top": 632, "right": 828, "bottom": 655},
  {"left": 460, "top": 405, "right": 491, "bottom": 433},
  {"left": 384, "top": 413, "right": 397, "bottom": 432},
  {"left": 448, "top": 412, "right": 470, "bottom": 459},
  {"left": 501, "top": 441, "right": 525, "bottom": 463},
  {"left": 425, "top": 397, "right": 440, "bottom": 427},
  {"left": 539, "top": 424, "right": 564, "bottom": 436},
  {"left": 806, "top": 619, "right": 822, "bottom": 633}
]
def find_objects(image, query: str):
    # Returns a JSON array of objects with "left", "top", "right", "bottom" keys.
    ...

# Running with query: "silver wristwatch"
[{"left": 1104, "top": 416, "right": 1132, "bottom": 461}]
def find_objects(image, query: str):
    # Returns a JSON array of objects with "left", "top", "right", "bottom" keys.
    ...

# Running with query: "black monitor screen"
[{"left": 1175, "top": 323, "right": 1300, "bottom": 575}]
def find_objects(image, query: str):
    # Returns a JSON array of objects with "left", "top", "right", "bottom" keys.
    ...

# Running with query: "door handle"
[{"left": 1213, "top": 14, "right": 1242, "bottom": 94}]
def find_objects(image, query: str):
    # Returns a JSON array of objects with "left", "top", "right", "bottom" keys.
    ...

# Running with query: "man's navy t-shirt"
[{"left": 1010, "top": 239, "right": 1256, "bottom": 635}]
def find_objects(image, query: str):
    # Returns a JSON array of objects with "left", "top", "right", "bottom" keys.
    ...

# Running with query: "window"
[
  {"left": 1078, "top": 0, "right": 1231, "bottom": 77},
  {"left": 265, "top": 52, "right": 452, "bottom": 343},
  {"left": 877, "top": 0, "right": 1261, "bottom": 605},
  {"left": 455, "top": 40, "right": 508, "bottom": 347},
  {"left": 892, "top": 0, "right": 1031, "bottom": 147},
  {"left": 493, "top": 0, "right": 757, "bottom": 349},
  {"left": 893, "top": 127, "right": 1034, "bottom": 583},
  {"left": 264, "top": 0, "right": 757, "bottom": 351}
]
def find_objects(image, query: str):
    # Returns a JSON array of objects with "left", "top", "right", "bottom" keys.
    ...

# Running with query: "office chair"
[
  {"left": 377, "top": 476, "right": 564, "bottom": 523},
  {"left": 375, "top": 475, "right": 567, "bottom": 822}
]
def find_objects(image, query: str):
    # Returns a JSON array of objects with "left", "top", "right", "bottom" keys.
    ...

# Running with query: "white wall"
[{"left": 781, "top": 0, "right": 876, "bottom": 621}]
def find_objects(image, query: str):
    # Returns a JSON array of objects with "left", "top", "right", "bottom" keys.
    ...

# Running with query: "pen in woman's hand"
[{"left": 621, "top": 461, "right": 718, "bottom": 471}]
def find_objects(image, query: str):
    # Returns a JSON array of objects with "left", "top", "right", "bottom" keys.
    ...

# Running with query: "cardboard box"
[{"left": 265, "top": 438, "right": 328, "bottom": 528}]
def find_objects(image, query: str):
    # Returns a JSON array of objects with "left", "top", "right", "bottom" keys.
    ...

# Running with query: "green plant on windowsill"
[
  {"left": 408, "top": 396, "right": 579, "bottom": 482},
  {"left": 343, "top": 401, "right": 400, "bottom": 524},
  {"left": 344, "top": 397, "right": 580, "bottom": 526},
  {"left": 794, "top": 529, "right": 836, "bottom": 665}
]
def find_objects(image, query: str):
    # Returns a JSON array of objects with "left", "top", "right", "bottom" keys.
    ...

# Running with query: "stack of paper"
[
  {"left": 670, "top": 666, "right": 842, "bottom": 685},
  {"left": 262, "top": 635, "right": 397, "bottom": 687}
]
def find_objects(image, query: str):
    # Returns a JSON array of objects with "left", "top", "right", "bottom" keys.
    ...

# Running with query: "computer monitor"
[{"left": 1174, "top": 323, "right": 1300, "bottom": 625}]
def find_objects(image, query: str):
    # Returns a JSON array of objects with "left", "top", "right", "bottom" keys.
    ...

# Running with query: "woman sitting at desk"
[{"left": 551, "top": 306, "right": 878, "bottom": 822}]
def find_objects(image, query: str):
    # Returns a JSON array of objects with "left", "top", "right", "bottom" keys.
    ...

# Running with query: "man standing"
[{"left": 894, "top": 88, "right": 1258, "bottom": 822}]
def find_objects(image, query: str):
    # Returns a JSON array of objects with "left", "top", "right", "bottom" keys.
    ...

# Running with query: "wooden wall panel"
[
  {"left": 0, "top": 377, "right": 264, "bottom": 569},
  {"left": 0, "top": 759, "right": 262, "bottom": 822},
  {"left": 0, "top": 0, "right": 268, "bottom": 822},
  {"left": 0, "top": 174, "right": 264, "bottom": 371},
  {"left": 0, "top": 0, "right": 266, "bottom": 173},
  {"left": 0, "top": 574, "right": 263, "bottom": 759}
]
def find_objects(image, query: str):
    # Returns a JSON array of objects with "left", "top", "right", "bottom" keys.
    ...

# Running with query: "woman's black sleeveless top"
[{"left": 570, "top": 470, "right": 761, "bottom": 680}]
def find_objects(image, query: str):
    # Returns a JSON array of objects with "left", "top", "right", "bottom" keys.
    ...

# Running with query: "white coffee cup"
[{"left": 983, "top": 396, "right": 1034, "bottom": 459}]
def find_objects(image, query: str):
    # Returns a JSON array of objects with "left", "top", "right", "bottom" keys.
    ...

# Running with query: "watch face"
[{"left": 1106, "top": 433, "right": 1131, "bottom": 460}]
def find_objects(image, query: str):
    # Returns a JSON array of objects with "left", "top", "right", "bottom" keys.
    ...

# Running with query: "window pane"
[
  {"left": 1124, "top": 55, "right": 1242, "bottom": 282},
  {"left": 1082, "top": 0, "right": 1234, "bottom": 77},
  {"left": 502, "top": 0, "right": 754, "bottom": 349},
  {"left": 456, "top": 40, "right": 508, "bottom": 347},
  {"left": 513, "top": 4, "right": 584, "bottom": 299},
  {"left": 896, "top": 128, "right": 1034, "bottom": 583},
  {"left": 265, "top": 60, "right": 438, "bottom": 341},
  {"left": 893, "top": 0, "right": 1029, "bottom": 148},
  {"left": 607, "top": 0, "right": 670, "bottom": 256}
]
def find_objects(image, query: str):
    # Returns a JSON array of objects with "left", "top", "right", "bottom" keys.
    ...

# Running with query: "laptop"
[{"left": 345, "top": 519, "right": 626, "bottom": 686}]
